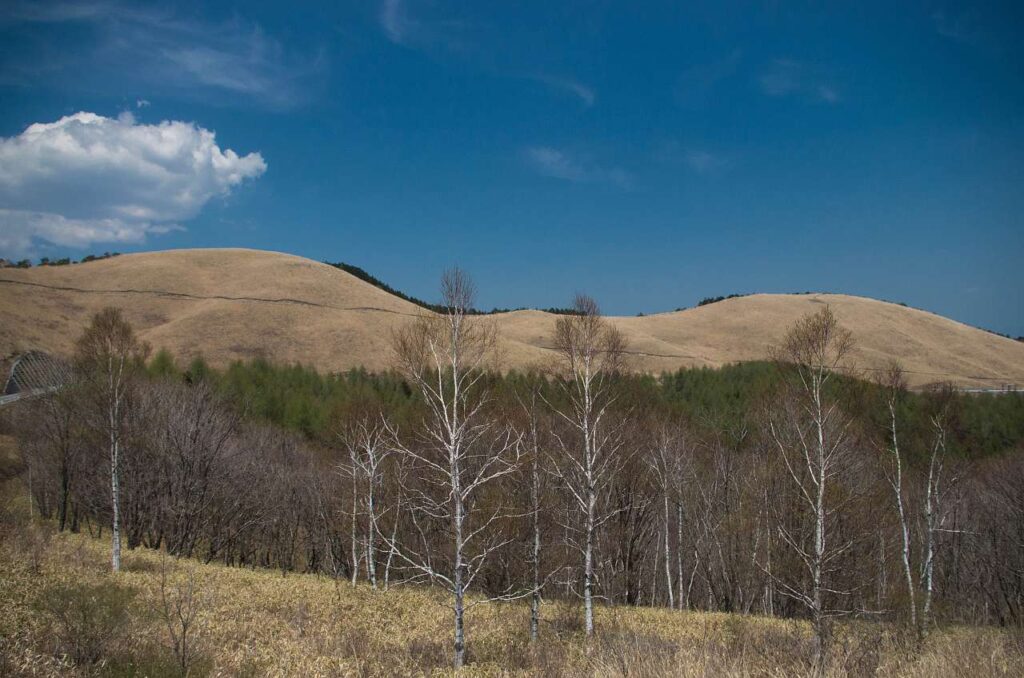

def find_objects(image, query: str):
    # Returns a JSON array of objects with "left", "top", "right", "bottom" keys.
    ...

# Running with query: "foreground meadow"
[{"left": 1, "top": 517, "right": 1022, "bottom": 677}]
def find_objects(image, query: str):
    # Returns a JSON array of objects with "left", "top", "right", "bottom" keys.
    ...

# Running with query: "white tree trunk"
[
  {"left": 584, "top": 495, "right": 595, "bottom": 637},
  {"left": 530, "top": 449, "right": 541, "bottom": 642},
  {"left": 676, "top": 501, "right": 684, "bottom": 610},
  {"left": 110, "top": 431, "right": 121, "bottom": 572},
  {"left": 663, "top": 494, "right": 674, "bottom": 609},
  {"left": 366, "top": 481, "right": 377, "bottom": 589},
  {"left": 453, "top": 448, "right": 466, "bottom": 669},
  {"left": 109, "top": 371, "right": 122, "bottom": 574},
  {"left": 921, "top": 424, "right": 944, "bottom": 641},
  {"left": 350, "top": 471, "right": 359, "bottom": 587},
  {"left": 889, "top": 400, "right": 918, "bottom": 634}
]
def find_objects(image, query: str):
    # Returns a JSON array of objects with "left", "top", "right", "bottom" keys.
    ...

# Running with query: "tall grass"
[{"left": 1, "top": 520, "right": 1021, "bottom": 677}]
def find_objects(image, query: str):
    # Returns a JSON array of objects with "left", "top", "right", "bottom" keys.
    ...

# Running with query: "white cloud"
[
  {"left": 674, "top": 50, "right": 743, "bottom": 108},
  {"left": 534, "top": 75, "right": 595, "bottom": 107},
  {"left": 654, "top": 141, "right": 730, "bottom": 176},
  {"left": 524, "top": 147, "right": 631, "bottom": 188},
  {"left": 931, "top": 10, "right": 981, "bottom": 44},
  {"left": 378, "top": 0, "right": 468, "bottom": 52},
  {"left": 759, "top": 59, "right": 840, "bottom": 104},
  {"left": 683, "top": 150, "right": 727, "bottom": 174},
  {"left": 0, "top": 111, "right": 265, "bottom": 255},
  {"left": 380, "top": 0, "right": 411, "bottom": 44}
]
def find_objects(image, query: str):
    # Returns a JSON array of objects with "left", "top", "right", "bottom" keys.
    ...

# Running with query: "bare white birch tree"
[
  {"left": 920, "top": 385, "right": 957, "bottom": 640},
  {"left": 546, "top": 294, "right": 627, "bottom": 637},
  {"left": 646, "top": 423, "right": 688, "bottom": 610},
  {"left": 767, "top": 305, "right": 854, "bottom": 677},
  {"left": 387, "top": 268, "right": 523, "bottom": 669},
  {"left": 878, "top": 367, "right": 960, "bottom": 642},
  {"left": 75, "top": 307, "right": 149, "bottom": 573},
  {"left": 520, "top": 391, "right": 552, "bottom": 647},
  {"left": 878, "top": 361, "right": 918, "bottom": 634},
  {"left": 338, "top": 413, "right": 394, "bottom": 590}
]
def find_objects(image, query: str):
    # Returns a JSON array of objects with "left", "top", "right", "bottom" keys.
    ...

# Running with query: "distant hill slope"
[{"left": 1, "top": 248, "right": 1021, "bottom": 389}]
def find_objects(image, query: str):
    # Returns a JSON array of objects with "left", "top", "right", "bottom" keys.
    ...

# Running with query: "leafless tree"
[
  {"left": 157, "top": 557, "right": 204, "bottom": 676},
  {"left": 387, "top": 268, "right": 523, "bottom": 669},
  {"left": 646, "top": 423, "right": 689, "bottom": 610},
  {"left": 920, "top": 385, "right": 958, "bottom": 640},
  {"left": 878, "top": 361, "right": 918, "bottom": 634},
  {"left": 149, "top": 380, "right": 240, "bottom": 558},
  {"left": 338, "top": 411, "right": 395, "bottom": 589},
  {"left": 546, "top": 294, "right": 627, "bottom": 637},
  {"left": 767, "top": 305, "right": 855, "bottom": 676},
  {"left": 74, "top": 307, "right": 149, "bottom": 572},
  {"left": 517, "top": 386, "right": 559, "bottom": 641}
]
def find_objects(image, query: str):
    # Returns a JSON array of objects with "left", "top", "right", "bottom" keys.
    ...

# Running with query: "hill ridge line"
[{"left": 0, "top": 278, "right": 421, "bottom": 318}]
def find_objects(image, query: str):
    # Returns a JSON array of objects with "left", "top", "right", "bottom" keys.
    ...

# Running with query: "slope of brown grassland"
[
  {"left": 1, "top": 519, "right": 1022, "bottom": 677},
  {"left": 2, "top": 248, "right": 1022, "bottom": 389}
]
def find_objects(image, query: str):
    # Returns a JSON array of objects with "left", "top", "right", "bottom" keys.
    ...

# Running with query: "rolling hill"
[{"left": 1, "top": 248, "right": 1022, "bottom": 389}]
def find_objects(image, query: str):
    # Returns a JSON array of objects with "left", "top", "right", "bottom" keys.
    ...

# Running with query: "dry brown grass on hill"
[
  {"left": 1, "top": 522, "right": 1022, "bottom": 677},
  {"left": 1, "top": 248, "right": 1022, "bottom": 388},
  {"left": 0, "top": 436, "right": 1021, "bottom": 676}
]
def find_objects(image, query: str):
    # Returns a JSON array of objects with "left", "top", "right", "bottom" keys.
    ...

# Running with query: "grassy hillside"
[
  {"left": 2, "top": 525, "right": 1021, "bottom": 677},
  {"left": 2, "top": 248, "right": 1023, "bottom": 388}
]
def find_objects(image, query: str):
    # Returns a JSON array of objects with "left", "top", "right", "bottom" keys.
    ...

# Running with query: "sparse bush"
[
  {"left": 2, "top": 518, "right": 53, "bottom": 575},
  {"left": 548, "top": 600, "right": 585, "bottom": 638},
  {"left": 405, "top": 636, "right": 448, "bottom": 671},
  {"left": 156, "top": 558, "right": 206, "bottom": 677},
  {"left": 35, "top": 579, "right": 137, "bottom": 665},
  {"left": 589, "top": 628, "right": 680, "bottom": 677}
]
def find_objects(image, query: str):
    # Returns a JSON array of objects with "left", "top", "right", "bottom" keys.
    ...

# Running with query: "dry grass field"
[
  {"left": 2, "top": 248, "right": 1022, "bottom": 389},
  {"left": 0, "top": 435, "right": 1020, "bottom": 678},
  {"left": 2, "top": 519, "right": 1022, "bottom": 677}
]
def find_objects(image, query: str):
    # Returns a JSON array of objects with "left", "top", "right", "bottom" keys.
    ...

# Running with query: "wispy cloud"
[
  {"left": 379, "top": 0, "right": 411, "bottom": 44},
  {"left": 524, "top": 147, "right": 631, "bottom": 188},
  {"left": 0, "top": 3, "right": 325, "bottom": 109},
  {"left": 1, "top": 1, "right": 112, "bottom": 23},
  {"left": 655, "top": 141, "right": 730, "bottom": 175},
  {"left": 377, "top": 2, "right": 594, "bottom": 110},
  {"left": 758, "top": 59, "right": 840, "bottom": 104},
  {"left": 378, "top": 0, "right": 468, "bottom": 52},
  {"left": 931, "top": 9, "right": 983, "bottom": 45},
  {"left": 683, "top": 150, "right": 728, "bottom": 175},
  {"left": 674, "top": 49, "right": 743, "bottom": 108},
  {"left": 532, "top": 75, "right": 595, "bottom": 107}
]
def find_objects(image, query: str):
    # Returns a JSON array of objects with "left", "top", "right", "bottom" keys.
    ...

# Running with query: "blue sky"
[{"left": 1, "top": 1, "right": 1022, "bottom": 335}]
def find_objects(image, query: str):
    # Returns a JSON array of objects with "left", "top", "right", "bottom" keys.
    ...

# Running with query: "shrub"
[
  {"left": 35, "top": 579, "right": 137, "bottom": 665},
  {"left": 157, "top": 560, "right": 206, "bottom": 676}
]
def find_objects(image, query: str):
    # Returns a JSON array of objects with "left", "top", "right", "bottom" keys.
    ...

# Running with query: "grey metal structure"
[{"left": 0, "top": 351, "right": 74, "bottom": 406}]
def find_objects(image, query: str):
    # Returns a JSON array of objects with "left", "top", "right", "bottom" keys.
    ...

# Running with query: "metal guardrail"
[{"left": 0, "top": 386, "right": 61, "bottom": 408}]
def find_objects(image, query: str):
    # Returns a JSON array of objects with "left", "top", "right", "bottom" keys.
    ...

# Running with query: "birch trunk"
[
  {"left": 366, "top": 480, "right": 377, "bottom": 589},
  {"left": 811, "top": 385, "right": 827, "bottom": 678},
  {"left": 584, "top": 494, "right": 595, "bottom": 636},
  {"left": 676, "top": 501, "right": 684, "bottom": 610},
  {"left": 350, "top": 471, "right": 359, "bottom": 587},
  {"left": 111, "top": 429, "right": 122, "bottom": 572},
  {"left": 530, "top": 447, "right": 541, "bottom": 642},
  {"left": 109, "top": 355, "right": 122, "bottom": 573},
  {"left": 664, "top": 494, "right": 674, "bottom": 608},
  {"left": 921, "top": 419, "right": 945, "bottom": 641},
  {"left": 889, "top": 398, "right": 918, "bottom": 634}
]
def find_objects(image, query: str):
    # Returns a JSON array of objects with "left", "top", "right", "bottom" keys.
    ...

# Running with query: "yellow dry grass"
[
  {"left": 1, "top": 525, "right": 1021, "bottom": 677},
  {"left": 1, "top": 248, "right": 1022, "bottom": 388}
]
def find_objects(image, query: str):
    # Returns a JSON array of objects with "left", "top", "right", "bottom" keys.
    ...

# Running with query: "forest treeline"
[
  {"left": 3, "top": 270, "right": 1024, "bottom": 673},
  {"left": 157, "top": 353, "right": 1024, "bottom": 459},
  {"left": 325, "top": 261, "right": 582, "bottom": 316}
]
